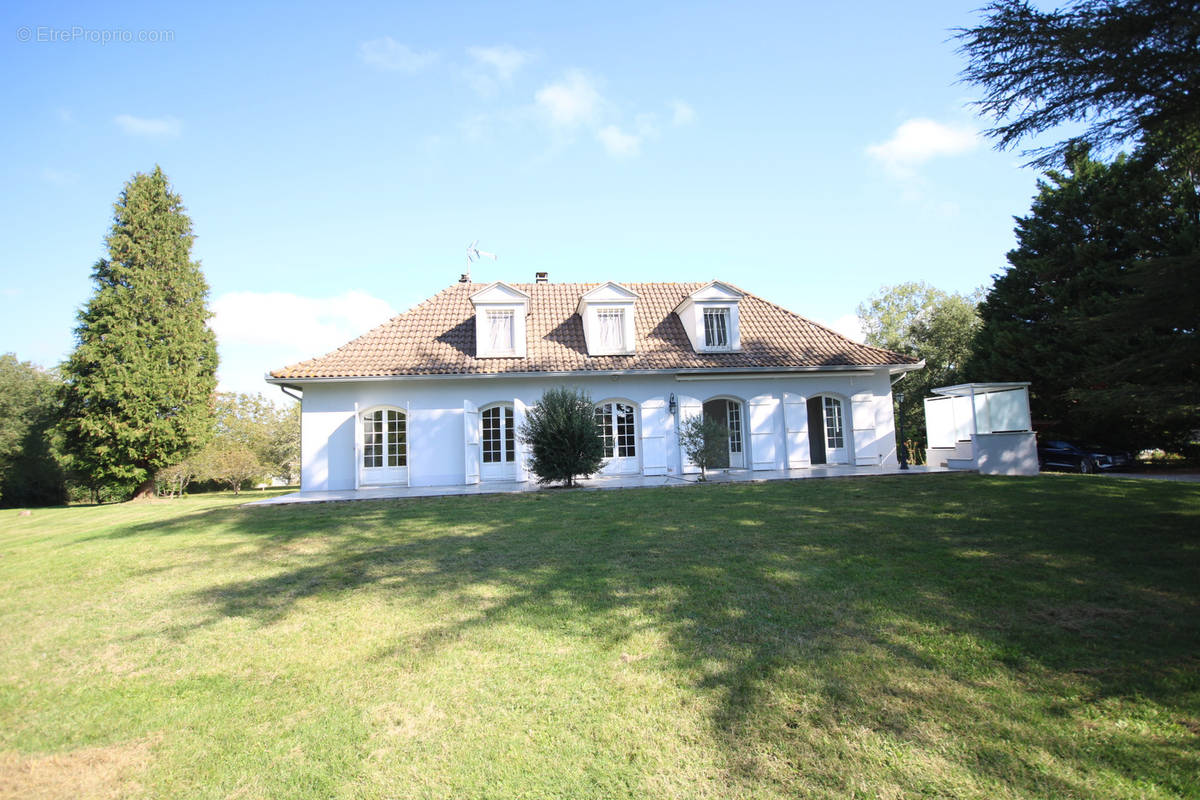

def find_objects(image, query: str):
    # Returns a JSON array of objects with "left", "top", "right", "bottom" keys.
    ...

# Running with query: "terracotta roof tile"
[{"left": 269, "top": 281, "right": 916, "bottom": 379}]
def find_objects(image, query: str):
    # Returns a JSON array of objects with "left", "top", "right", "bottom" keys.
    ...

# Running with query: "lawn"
[{"left": 1, "top": 474, "right": 1198, "bottom": 799}]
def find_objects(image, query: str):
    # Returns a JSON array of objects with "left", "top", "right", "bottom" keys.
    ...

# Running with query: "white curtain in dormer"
[
  {"left": 488, "top": 311, "right": 513, "bottom": 352},
  {"left": 598, "top": 310, "right": 623, "bottom": 351}
]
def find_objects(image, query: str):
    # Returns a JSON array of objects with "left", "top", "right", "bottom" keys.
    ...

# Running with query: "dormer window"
[
  {"left": 486, "top": 310, "right": 515, "bottom": 354},
  {"left": 703, "top": 308, "right": 730, "bottom": 349},
  {"left": 597, "top": 308, "right": 625, "bottom": 351},
  {"left": 577, "top": 282, "right": 638, "bottom": 356},
  {"left": 470, "top": 282, "right": 531, "bottom": 358},
  {"left": 674, "top": 281, "right": 744, "bottom": 353}
]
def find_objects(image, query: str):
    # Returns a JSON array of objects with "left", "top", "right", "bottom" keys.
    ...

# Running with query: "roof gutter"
[{"left": 263, "top": 361, "right": 922, "bottom": 386}]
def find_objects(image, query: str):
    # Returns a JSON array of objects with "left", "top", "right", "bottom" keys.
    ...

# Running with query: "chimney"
[
  {"left": 535, "top": 271, "right": 549, "bottom": 283},
  {"left": 459, "top": 273, "right": 470, "bottom": 283}
]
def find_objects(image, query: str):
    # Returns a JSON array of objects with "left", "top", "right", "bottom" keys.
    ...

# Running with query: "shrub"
[
  {"left": 519, "top": 387, "right": 605, "bottom": 487},
  {"left": 678, "top": 415, "right": 729, "bottom": 481}
]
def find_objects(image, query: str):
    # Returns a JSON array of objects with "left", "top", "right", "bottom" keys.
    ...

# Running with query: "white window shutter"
[
  {"left": 782, "top": 392, "right": 809, "bottom": 468},
  {"left": 748, "top": 394, "right": 781, "bottom": 470},
  {"left": 513, "top": 398, "right": 530, "bottom": 482},
  {"left": 639, "top": 397, "right": 669, "bottom": 476},
  {"left": 463, "top": 400, "right": 480, "bottom": 484},
  {"left": 676, "top": 394, "right": 703, "bottom": 474},
  {"left": 851, "top": 394, "right": 877, "bottom": 466}
]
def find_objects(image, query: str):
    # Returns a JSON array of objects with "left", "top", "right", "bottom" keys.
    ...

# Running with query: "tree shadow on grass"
[{"left": 114, "top": 475, "right": 1200, "bottom": 797}]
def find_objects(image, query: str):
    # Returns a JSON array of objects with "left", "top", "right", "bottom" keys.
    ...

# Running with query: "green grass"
[{"left": 1, "top": 474, "right": 1198, "bottom": 799}]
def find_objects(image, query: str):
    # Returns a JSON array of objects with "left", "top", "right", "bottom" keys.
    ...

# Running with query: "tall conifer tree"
[{"left": 57, "top": 166, "right": 218, "bottom": 499}]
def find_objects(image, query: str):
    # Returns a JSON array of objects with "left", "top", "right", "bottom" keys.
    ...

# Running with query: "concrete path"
[{"left": 248, "top": 464, "right": 953, "bottom": 505}]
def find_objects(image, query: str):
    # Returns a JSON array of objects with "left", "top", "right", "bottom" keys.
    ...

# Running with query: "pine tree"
[
  {"left": 967, "top": 146, "right": 1199, "bottom": 451},
  {"left": 57, "top": 166, "right": 218, "bottom": 499},
  {"left": 957, "top": 0, "right": 1200, "bottom": 168}
]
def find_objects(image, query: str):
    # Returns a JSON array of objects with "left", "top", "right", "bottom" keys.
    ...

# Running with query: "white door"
[
  {"left": 480, "top": 404, "right": 517, "bottom": 481},
  {"left": 595, "top": 401, "right": 640, "bottom": 475},
  {"left": 822, "top": 396, "right": 848, "bottom": 464},
  {"left": 360, "top": 408, "right": 408, "bottom": 485},
  {"left": 726, "top": 400, "right": 745, "bottom": 468}
]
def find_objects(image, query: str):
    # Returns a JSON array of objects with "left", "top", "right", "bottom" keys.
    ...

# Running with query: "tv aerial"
[{"left": 462, "top": 240, "right": 498, "bottom": 282}]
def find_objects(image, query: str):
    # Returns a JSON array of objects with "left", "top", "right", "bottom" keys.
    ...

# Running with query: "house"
[{"left": 266, "top": 276, "right": 921, "bottom": 492}]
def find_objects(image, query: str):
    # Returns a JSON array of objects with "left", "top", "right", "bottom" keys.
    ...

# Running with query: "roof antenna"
[{"left": 461, "top": 239, "right": 498, "bottom": 282}]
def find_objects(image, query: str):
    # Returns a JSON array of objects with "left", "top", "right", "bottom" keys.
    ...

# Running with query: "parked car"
[{"left": 1037, "top": 440, "right": 1135, "bottom": 473}]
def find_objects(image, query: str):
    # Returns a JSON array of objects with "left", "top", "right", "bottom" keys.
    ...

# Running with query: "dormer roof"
[
  {"left": 576, "top": 281, "right": 639, "bottom": 315},
  {"left": 672, "top": 280, "right": 743, "bottom": 313},
  {"left": 470, "top": 281, "right": 532, "bottom": 309}
]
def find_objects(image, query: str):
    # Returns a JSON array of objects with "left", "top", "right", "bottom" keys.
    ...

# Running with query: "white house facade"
[{"left": 267, "top": 278, "right": 921, "bottom": 492}]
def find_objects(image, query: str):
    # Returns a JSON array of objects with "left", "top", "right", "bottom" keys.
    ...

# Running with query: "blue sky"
[{"left": 1, "top": 1, "right": 1048, "bottom": 396}]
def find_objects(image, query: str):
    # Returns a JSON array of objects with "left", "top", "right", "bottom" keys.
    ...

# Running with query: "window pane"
[
  {"left": 482, "top": 406, "right": 501, "bottom": 463},
  {"left": 597, "top": 309, "right": 624, "bottom": 351},
  {"left": 727, "top": 401, "right": 742, "bottom": 453},
  {"left": 594, "top": 403, "right": 615, "bottom": 458},
  {"left": 364, "top": 409, "right": 406, "bottom": 469},
  {"left": 704, "top": 309, "right": 728, "bottom": 348},
  {"left": 488, "top": 311, "right": 514, "bottom": 352},
  {"left": 824, "top": 397, "right": 844, "bottom": 449},
  {"left": 615, "top": 403, "right": 636, "bottom": 458},
  {"left": 504, "top": 406, "right": 515, "bottom": 462}
]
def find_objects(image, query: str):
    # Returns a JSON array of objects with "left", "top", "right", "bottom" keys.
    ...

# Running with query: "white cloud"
[
  {"left": 210, "top": 290, "right": 396, "bottom": 395},
  {"left": 360, "top": 37, "right": 437, "bottom": 73},
  {"left": 114, "top": 114, "right": 181, "bottom": 137},
  {"left": 866, "top": 118, "right": 978, "bottom": 177},
  {"left": 821, "top": 313, "right": 866, "bottom": 343},
  {"left": 597, "top": 125, "right": 641, "bottom": 158},
  {"left": 535, "top": 70, "right": 602, "bottom": 127},
  {"left": 670, "top": 99, "right": 695, "bottom": 126},
  {"left": 468, "top": 45, "right": 532, "bottom": 81}
]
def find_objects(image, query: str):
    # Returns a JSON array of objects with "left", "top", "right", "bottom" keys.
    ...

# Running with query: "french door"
[
  {"left": 594, "top": 401, "right": 640, "bottom": 475},
  {"left": 480, "top": 404, "right": 517, "bottom": 481},
  {"left": 822, "top": 396, "right": 847, "bottom": 464},
  {"left": 360, "top": 408, "right": 407, "bottom": 485}
]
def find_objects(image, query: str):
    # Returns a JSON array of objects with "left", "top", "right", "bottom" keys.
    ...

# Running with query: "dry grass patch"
[{"left": 0, "top": 735, "right": 157, "bottom": 800}]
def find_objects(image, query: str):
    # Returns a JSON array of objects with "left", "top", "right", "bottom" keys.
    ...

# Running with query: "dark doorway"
[{"left": 807, "top": 396, "right": 826, "bottom": 465}]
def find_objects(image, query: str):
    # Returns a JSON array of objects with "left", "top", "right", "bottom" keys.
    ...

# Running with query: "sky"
[{"left": 0, "top": 1, "right": 1052, "bottom": 398}]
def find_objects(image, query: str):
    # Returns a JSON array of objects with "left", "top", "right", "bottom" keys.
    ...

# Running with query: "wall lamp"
[{"left": 669, "top": 393, "right": 677, "bottom": 414}]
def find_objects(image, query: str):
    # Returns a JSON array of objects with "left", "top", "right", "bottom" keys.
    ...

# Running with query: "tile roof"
[{"left": 269, "top": 281, "right": 917, "bottom": 379}]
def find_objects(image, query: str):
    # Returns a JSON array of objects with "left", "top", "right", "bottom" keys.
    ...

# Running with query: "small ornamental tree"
[
  {"left": 519, "top": 387, "right": 605, "bottom": 487},
  {"left": 678, "top": 415, "right": 729, "bottom": 481},
  {"left": 194, "top": 443, "right": 265, "bottom": 495}
]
